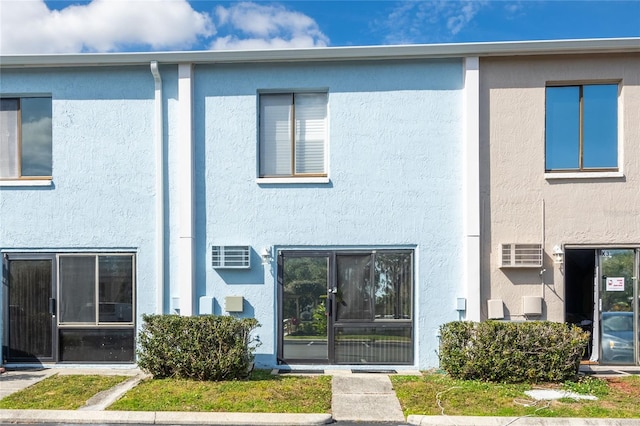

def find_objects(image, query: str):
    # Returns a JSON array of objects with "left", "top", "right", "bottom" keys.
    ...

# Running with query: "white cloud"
[
  {"left": 0, "top": 0, "right": 214, "bottom": 54},
  {"left": 22, "top": 116, "right": 53, "bottom": 176},
  {"left": 0, "top": 1, "right": 328, "bottom": 54},
  {"left": 211, "top": 2, "right": 329, "bottom": 50},
  {"left": 381, "top": 0, "right": 488, "bottom": 44}
]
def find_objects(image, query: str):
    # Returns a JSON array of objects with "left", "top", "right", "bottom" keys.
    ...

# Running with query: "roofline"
[{"left": 1, "top": 38, "right": 639, "bottom": 68}]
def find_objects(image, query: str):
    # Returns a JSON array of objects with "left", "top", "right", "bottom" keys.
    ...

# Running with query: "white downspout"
[{"left": 150, "top": 61, "right": 164, "bottom": 315}]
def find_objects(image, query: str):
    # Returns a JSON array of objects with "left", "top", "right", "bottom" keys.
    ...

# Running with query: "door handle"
[{"left": 49, "top": 298, "right": 56, "bottom": 315}]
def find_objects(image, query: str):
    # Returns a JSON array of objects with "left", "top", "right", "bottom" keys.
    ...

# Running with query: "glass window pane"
[
  {"left": 99, "top": 256, "right": 133, "bottom": 323},
  {"left": 282, "top": 256, "right": 329, "bottom": 361},
  {"left": 335, "top": 326, "right": 413, "bottom": 364},
  {"left": 260, "top": 94, "right": 292, "bottom": 176},
  {"left": 59, "top": 328, "right": 135, "bottom": 362},
  {"left": 583, "top": 84, "right": 617, "bottom": 169},
  {"left": 21, "top": 97, "right": 52, "bottom": 177},
  {"left": 546, "top": 86, "right": 580, "bottom": 170},
  {"left": 374, "top": 253, "right": 412, "bottom": 320},
  {"left": 294, "top": 93, "right": 326, "bottom": 174},
  {"left": 0, "top": 99, "right": 20, "bottom": 178},
  {"left": 336, "top": 255, "right": 372, "bottom": 321},
  {"left": 59, "top": 256, "right": 96, "bottom": 323}
]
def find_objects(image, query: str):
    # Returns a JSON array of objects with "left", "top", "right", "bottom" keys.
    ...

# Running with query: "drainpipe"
[{"left": 150, "top": 61, "right": 165, "bottom": 315}]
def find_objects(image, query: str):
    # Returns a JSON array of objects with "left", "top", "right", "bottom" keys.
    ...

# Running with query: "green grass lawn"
[
  {"left": 3, "top": 369, "right": 638, "bottom": 418},
  {"left": 391, "top": 372, "right": 640, "bottom": 418},
  {"left": 0, "top": 374, "right": 129, "bottom": 410},
  {"left": 109, "top": 370, "right": 332, "bottom": 413}
]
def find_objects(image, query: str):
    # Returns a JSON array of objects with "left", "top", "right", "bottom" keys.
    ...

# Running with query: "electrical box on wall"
[
  {"left": 171, "top": 297, "right": 180, "bottom": 312},
  {"left": 522, "top": 296, "right": 542, "bottom": 316},
  {"left": 225, "top": 296, "right": 244, "bottom": 313},
  {"left": 199, "top": 296, "right": 214, "bottom": 315},
  {"left": 487, "top": 299, "right": 504, "bottom": 319}
]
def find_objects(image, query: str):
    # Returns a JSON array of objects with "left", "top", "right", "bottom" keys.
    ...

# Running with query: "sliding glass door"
[{"left": 278, "top": 250, "right": 413, "bottom": 365}]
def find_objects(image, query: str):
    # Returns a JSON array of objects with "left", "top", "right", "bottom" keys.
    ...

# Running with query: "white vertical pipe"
[
  {"left": 150, "top": 61, "right": 164, "bottom": 315},
  {"left": 178, "top": 63, "right": 195, "bottom": 316},
  {"left": 463, "top": 57, "right": 481, "bottom": 321}
]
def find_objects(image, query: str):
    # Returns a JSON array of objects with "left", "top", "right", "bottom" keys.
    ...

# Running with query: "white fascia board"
[{"left": 1, "top": 38, "right": 639, "bottom": 68}]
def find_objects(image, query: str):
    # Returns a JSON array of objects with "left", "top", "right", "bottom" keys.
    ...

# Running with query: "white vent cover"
[
  {"left": 500, "top": 244, "right": 543, "bottom": 268},
  {"left": 522, "top": 296, "right": 543, "bottom": 316},
  {"left": 487, "top": 299, "right": 505, "bottom": 320},
  {"left": 212, "top": 246, "right": 251, "bottom": 269}
]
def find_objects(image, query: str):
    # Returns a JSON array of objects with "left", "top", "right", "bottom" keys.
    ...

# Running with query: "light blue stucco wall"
[
  {"left": 0, "top": 67, "right": 159, "bottom": 349},
  {"left": 1, "top": 58, "right": 467, "bottom": 369},
  {"left": 190, "top": 59, "right": 466, "bottom": 369}
]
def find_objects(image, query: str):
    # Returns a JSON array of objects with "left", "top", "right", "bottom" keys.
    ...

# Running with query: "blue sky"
[{"left": 1, "top": 1, "right": 639, "bottom": 54}]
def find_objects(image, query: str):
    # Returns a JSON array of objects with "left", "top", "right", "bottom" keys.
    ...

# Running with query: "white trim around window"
[{"left": 0, "top": 179, "right": 53, "bottom": 187}]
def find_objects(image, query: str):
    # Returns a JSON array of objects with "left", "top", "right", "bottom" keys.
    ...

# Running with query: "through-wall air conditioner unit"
[
  {"left": 211, "top": 246, "right": 251, "bottom": 269},
  {"left": 500, "top": 243, "right": 543, "bottom": 268}
]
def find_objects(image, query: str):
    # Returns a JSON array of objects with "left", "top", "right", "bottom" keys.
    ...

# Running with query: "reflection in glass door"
[
  {"left": 279, "top": 255, "right": 329, "bottom": 363},
  {"left": 334, "top": 252, "right": 413, "bottom": 365},
  {"left": 599, "top": 249, "right": 637, "bottom": 365}
]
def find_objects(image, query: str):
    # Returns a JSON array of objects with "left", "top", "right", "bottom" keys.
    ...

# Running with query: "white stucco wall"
[{"left": 480, "top": 54, "right": 640, "bottom": 322}]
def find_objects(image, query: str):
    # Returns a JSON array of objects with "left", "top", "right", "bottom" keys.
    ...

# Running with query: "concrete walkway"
[
  {"left": 0, "top": 368, "right": 60, "bottom": 400},
  {"left": 331, "top": 371, "right": 405, "bottom": 422}
]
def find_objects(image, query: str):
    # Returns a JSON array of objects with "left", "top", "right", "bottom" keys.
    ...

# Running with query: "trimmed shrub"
[
  {"left": 439, "top": 320, "right": 589, "bottom": 383},
  {"left": 137, "top": 314, "right": 260, "bottom": 381}
]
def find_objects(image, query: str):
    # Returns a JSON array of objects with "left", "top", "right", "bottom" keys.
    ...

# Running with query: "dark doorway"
[{"left": 564, "top": 249, "right": 595, "bottom": 359}]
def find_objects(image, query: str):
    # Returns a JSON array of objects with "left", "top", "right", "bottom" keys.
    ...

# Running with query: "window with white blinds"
[{"left": 259, "top": 92, "right": 327, "bottom": 177}]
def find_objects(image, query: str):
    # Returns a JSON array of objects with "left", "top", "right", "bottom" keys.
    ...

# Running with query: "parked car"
[{"left": 601, "top": 311, "right": 635, "bottom": 364}]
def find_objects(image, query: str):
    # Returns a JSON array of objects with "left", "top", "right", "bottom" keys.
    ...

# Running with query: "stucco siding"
[
  {"left": 0, "top": 66, "right": 158, "bottom": 319},
  {"left": 191, "top": 59, "right": 466, "bottom": 368},
  {"left": 480, "top": 54, "right": 640, "bottom": 322}
]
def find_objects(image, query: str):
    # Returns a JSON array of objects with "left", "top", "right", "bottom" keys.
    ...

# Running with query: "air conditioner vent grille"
[
  {"left": 500, "top": 243, "right": 543, "bottom": 268},
  {"left": 212, "top": 246, "right": 250, "bottom": 269}
]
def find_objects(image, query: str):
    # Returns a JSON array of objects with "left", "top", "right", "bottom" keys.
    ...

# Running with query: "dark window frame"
[
  {"left": 545, "top": 82, "right": 619, "bottom": 172},
  {"left": 57, "top": 253, "right": 136, "bottom": 327},
  {"left": 0, "top": 96, "right": 53, "bottom": 180}
]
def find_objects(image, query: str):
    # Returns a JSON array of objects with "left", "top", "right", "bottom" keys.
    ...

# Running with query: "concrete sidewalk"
[
  {"left": 331, "top": 371, "right": 405, "bottom": 422},
  {"left": 1, "top": 366, "right": 640, "bottom": 425}
]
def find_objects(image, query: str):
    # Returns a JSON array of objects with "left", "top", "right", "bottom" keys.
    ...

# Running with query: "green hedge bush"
[
  {"left": 137, "top": 314, "right": 260, "bottom": 381},
  {"left": 439, "top": 321, "right": 589, "bottom": 383}
]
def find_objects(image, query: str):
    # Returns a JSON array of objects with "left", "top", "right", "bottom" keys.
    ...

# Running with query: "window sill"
[
  {"left": 0, "top": 179, "right": 53, "bottom": 187},
  {"left": 544, "top": 171, "right": 624, "bottom": 180},
  {"left": 257, "top": 177, "right": 330, "bottom": 185}
]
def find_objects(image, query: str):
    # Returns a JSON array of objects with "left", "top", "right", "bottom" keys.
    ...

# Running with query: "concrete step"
[{"left": 331, "top": 374, "right": 405, "bottom": 422}]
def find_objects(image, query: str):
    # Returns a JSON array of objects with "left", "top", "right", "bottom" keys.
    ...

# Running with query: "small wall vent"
[
  {"left": 522, "top": 296, "right": 543, "bottom": 316},
  {"left": 212, "top": 246, "right": 250, "bottom": 269},
  {"left": 500, "top": 244, "right": 543, "bottom": 268}
]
